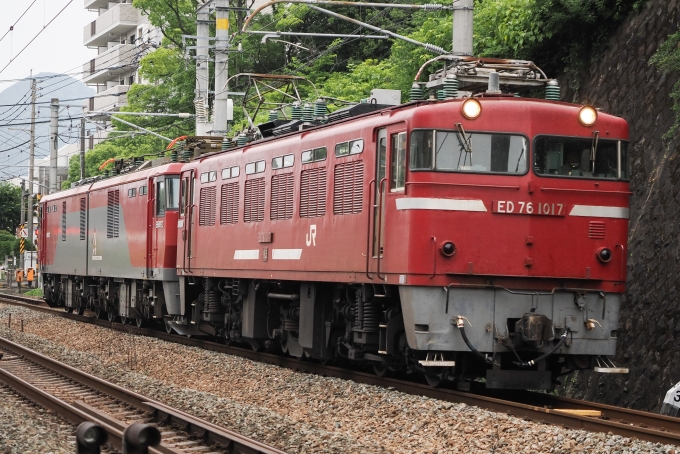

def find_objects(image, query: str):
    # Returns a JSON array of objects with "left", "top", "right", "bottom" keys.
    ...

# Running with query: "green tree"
[
  {"left": 133, "top": 0, "right": 199, "bottom": 48},
  {"left": 0, "top": 230, "right": 35, "bottom": 260},
  {"left": 0, "top": 183, "right": 21, "bottom": 233}
]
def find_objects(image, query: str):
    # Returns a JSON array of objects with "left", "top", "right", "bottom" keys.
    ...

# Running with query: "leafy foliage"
[
  {"left": 0, "top": 183, "right": 21, "bottom": 233},
  {"left": 650, "top": 31, "right": 680, "bottom": 138},
  {"left": 0, "top": 230, "right": 35, "bottom": 260}
]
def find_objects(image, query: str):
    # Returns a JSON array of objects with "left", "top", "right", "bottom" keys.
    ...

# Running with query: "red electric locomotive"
[
  {"left": 169, "top": 68, "right": 630, "bottom": 389},
  {"left": 40, "top": 162, "right": 184, "bottom": 325}
]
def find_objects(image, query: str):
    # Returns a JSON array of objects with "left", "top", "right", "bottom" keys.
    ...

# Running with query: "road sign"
[{"left": 19, "top": 228, "right": 28, "bottom": 238}]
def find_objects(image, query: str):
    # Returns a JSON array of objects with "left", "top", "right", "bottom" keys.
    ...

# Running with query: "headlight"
[
  {"left": 578, "top": 106, "right": 598, "bottom": 126},
  {"left": 461, "top": 98, "right": 482, "bottom": 120},
  {"left": 596, "top": 247, "right": 612, "bottom": 263}
]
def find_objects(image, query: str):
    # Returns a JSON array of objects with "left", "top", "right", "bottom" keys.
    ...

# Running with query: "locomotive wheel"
[
  {"left": 77, "top": 306, "right": 85, "bottom": 316},
  {"left": 372, "top": 362, "right": 390, "bottom": 378},
  {"left": 425, "top": 374, "right": 442, "bottom": 388},
  {"left": 135, "top": 317, "right": 144, "bottom": 328},
  {"left": 107, "top": 311, "right": 115, "bottom": 322}
]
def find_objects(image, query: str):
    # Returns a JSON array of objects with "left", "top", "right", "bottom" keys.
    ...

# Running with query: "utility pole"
[
  {"left": 195, "top": 2, "right": 212, "bottom": 136},
  {"left": 213, "top": 0, "right": 230, "bottom": 138},
  {"left": 49, "top": 98, "right": 59, "bottom": 194},
  {"left": 452, "top": 0, "right": 473, "bottom": 56},
  {"left": 19, "top": 180, "right": 25, "bottom": 274},
  {"left": 28, "top": 76, "right": 37, "bottom": 253},
  {"left": 80, "top": 116, "right": 86, "bottom": 180}
]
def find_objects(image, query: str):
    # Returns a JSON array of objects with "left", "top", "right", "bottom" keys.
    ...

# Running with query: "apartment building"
[{"left": 83, "top": 0, "right": 162, "bottom": 114}]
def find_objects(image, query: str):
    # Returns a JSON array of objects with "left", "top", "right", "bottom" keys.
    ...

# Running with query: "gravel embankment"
[
  {"left": 0, "top": 303, "right": 677, "bottom": 454},
  {"left": 0, "top": 384, "right": 76, "bottom": 453}
]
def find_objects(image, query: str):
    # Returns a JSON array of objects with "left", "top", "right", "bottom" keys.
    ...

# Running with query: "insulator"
[
  {"left": 291, "top": 102, "right": 302, "bottom": 120},
  {"left": 314, "top": 99, "right": 327, "bottom": 118},
  {"left": 194, "top": 97, "right": 208, "bottom": 122},
  {"left": 221, "top": 138, "right": 231, "bottom": 151},
  {"left": 444, "top": 74, "right": 459, "bottom": 99},
  {"left": 170, "top": 151, "right": 178, "bottom": 162},
  {"left": 268, "top": 110, "right": 278, "bottom": 122},
  {"left": 437, "top": 90, "right": 445, "bottom": 100},
  {"left": 360, "top": 98, "right": 369, "bottom": 103},
  {"left": 237, "top": 134, "right": 247, "bottom": 146},
  {"left": 103, "top": 170, "right": 109, "bottom": 178},
  {"left": 302, "top": 103, "right": 314, "bottom": 122},
  {"left": 545, "top": 80, "right": 560, "bottom": 100},
  {"left": 182, "top": 150, "right": 192, "bottom": 162},
  {"left": 424, "top": 43, "right": 447, "bottom": 55},
  {"left": 423, "top": 3, "right": 444, "bottom": 10},
  {"left": 410, "top": 83, "right": 423, "bottom": 102}
]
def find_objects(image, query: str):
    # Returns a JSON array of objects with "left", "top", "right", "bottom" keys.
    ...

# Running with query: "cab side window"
[
  {"left": 390, "top": 132, "right": 406, "bottom": 190},
  {"left": 156, "top": 181, "right": 166, "bottom": 216}
]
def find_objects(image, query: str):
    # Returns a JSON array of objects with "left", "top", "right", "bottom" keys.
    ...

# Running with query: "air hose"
[
  {"left": 512, "top": 329, "right": 570, "bottom": 368},
  {"left": 456, "top": 316, "right": 495, "bottom": 365}
]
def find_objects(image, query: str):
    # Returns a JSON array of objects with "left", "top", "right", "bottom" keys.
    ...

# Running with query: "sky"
[{"left": 0, "top": 1, "right": 97, "bottom": 92}]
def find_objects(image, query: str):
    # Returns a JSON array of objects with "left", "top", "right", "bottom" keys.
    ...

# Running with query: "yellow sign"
[{"left": 216, "top": 18, "right": 229, "bottom": 30}]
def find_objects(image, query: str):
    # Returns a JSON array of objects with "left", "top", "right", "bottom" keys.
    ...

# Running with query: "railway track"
[
  {"left": 0, "top": 316, "right": 286, "bottom": 453},
  {"left": 2, "top": 292, "right": 680, "bottom": 447}
]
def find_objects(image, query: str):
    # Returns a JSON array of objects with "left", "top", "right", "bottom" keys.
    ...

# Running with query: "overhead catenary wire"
[
  {"left": 0, "top": 0, "right": 38, "bottom": 45},
  {"left": 0, "top": 0, "right": 76, "bottom": 76}
]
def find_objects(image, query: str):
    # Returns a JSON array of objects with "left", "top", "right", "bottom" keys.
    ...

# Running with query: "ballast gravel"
[{"left": 0, "top": 303, "right": 677, "bottom": 454}]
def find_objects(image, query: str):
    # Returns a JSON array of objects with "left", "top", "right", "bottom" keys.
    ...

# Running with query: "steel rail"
[
  {"left": 0, "top": 324, "right": 287, "bottom": 454},
  {"left": 2, "top": 293, "right": 680, "bottom": 446}
]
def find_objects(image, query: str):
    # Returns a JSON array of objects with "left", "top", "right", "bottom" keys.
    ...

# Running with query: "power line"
[
  {"left": 0, "top": 0, "right": 75, "bottom": 76},
  {"left": 0, "top": 0, "right": 38, "bottom": 45}
]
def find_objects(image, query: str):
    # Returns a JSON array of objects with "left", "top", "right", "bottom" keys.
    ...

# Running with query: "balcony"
[
  {"left": 83, "top": 3, "right": 139, "bottom": 47},
  {"left": 84, "top": 0, "right": 112, "bottom": 10},
  {"left": 89, "top": 84, "right": 130, "bottom": 113},
  {"left": 82, "top": 44, "right": 139, "bottom": 84}
]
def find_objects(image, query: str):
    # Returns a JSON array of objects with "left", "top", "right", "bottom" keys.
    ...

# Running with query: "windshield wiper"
[
  {"left": 590, "top": 131, "right": 599, "bottom": 173},
  {"left": 515, "top": 139, "right": 526, "bottom": 173},
  {"left": 454, "top": 122, "right": 473, "bottom": 168}
]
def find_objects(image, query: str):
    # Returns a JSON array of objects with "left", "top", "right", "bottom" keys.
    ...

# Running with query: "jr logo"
[{"left": 306, "top": 224, "right": 317, "bottom": 247}]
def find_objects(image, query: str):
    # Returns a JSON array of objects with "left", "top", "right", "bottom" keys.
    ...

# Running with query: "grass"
[{"left": 22, "top": 288, "right": 43, "bottom": 297}]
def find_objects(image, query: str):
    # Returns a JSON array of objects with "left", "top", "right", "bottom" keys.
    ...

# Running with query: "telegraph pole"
[
  {"left": 19, "top": 180, "right": 25, "bottom": 274},
  {"left": 28, "top": 76, "right": 37, "bottom": 250},
  {"left": 195, "top": 2, "right": 212, "bottom": 135},
  {"left": 452, "top": 0, "right": 473, "bottom": 56},
  {"left": 80, "top": 116, "right": 86, "bottom": 180},
  {"left": 49, "top": 98, "right": 59, "bottom": 193},
  {"left": 213, "top": 0, "right": 230, "bottom": 137}
]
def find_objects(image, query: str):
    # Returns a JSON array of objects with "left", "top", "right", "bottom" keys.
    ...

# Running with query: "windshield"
[
  {"left": 534, "top": 136, "right": 628, "bottom": 180},
  {"left": 410, "top": 130, "right": 528, "bottom": 174}
]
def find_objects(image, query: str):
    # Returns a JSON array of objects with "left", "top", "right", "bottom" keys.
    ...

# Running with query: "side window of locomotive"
[
  {"left": 410, "top": 130, "right": 527, "bottom": 174},
  {"left": 272, "top": 154, "right": 294, "bottom": 170},
  {"left": 128, "top": 188, "right": 136, "bottom": 198},
  {"left": 409, "top": 130, "right": 434, "bottom": 169},
  {"left": 166, "top": 176, "right": 180, "bottom": 210},
  {"left": 335, "top": 139, "right": 363, "bottom": 157},
  {"left": 156, "top": 181, "right": 166, "bottom": 217},
  {"left": 302, "top": 147, "right": 326, "bottom": 164},
  {"left": 390, "top": 132, "right": 407, "bottom": 191},
  {"left": 534, "top": 136, "right": 627, "bottom": 180},
  {"left": 180, "top": 178, "right": 187, "bottom": 215},
  {"left": 139, "top": 185, "right": 147, "bottom": 196},
  {"left": 245, "top": 160, "right": 265, "bottom": 175}
]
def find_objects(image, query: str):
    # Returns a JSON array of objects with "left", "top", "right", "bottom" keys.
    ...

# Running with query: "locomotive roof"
[{"left": 40, "top": 162, "right": 185, "bottom": 203}]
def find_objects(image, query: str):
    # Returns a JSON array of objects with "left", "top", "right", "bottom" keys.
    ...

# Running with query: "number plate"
[{"left": 493, "top": 201, "right": 566, "bottom": 216}]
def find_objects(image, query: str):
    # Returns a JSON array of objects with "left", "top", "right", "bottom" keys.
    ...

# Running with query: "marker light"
[
  {"left": 578, "top": 106, "right": 598, "bottom": 126},
  {"left": 596, "top": 247, "right": 612, "bottom": 263},
  {"left": 440, "top": 241, "right": 456, "bottom": 257},
  {"left": 461, "top": 98, "right": 482, "bottom": 120}
]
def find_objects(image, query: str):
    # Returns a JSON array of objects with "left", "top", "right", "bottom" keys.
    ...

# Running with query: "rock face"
[{"left": 559, "top": 0, "right": 680, "bottom": 411}]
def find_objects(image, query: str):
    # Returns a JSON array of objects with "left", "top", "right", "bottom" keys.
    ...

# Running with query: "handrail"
[
  {"left": 365, "top": 179, "right": 376, "bottom": 280},
  {"left": 430, "top": 236, "right": 437, "bottom": 279},
  {"left": 616, "top": 244, "right": 626, "bottom": 283},
  {"left": 186, "top": 204, "right": 196, "bottom": 273},
  {"left": 376, "top": 178, "right": 387, "bottom": 281}
]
